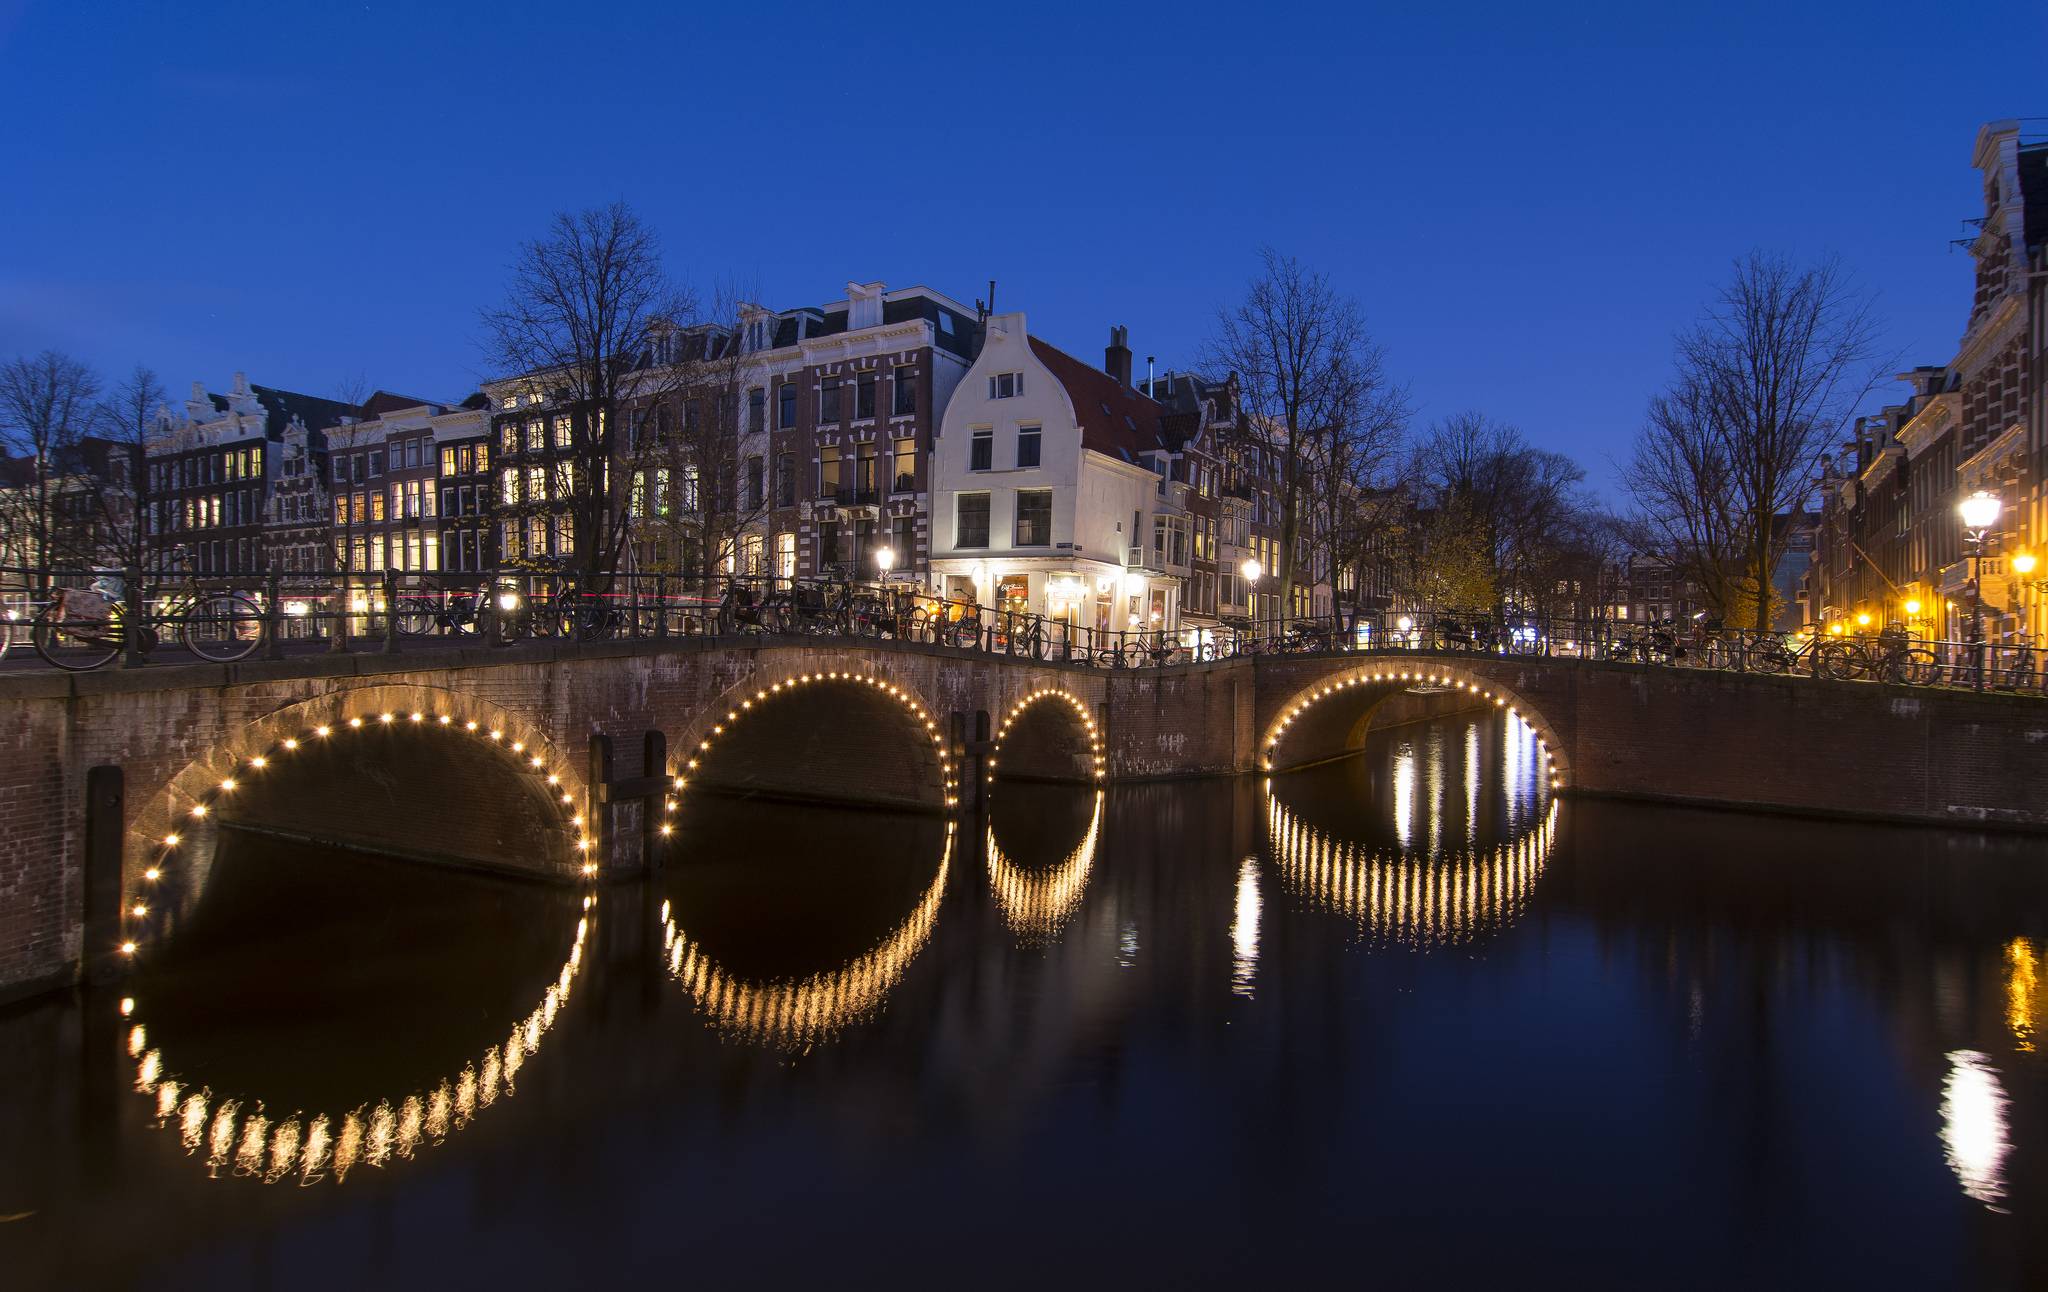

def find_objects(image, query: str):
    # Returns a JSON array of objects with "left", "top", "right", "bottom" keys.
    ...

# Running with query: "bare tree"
[
  {"left": 0, "top": 351, "right": 102, "bottom": 591},
  {"left": 1629, "top": 251, "right": 1885, "bottom": 634},
  {"left": 1305, "top": 347, "right": 1410, "bottom": 630},
  {"left": 73, "top": 363, "right": 168, "bottom": 574},
  {"left": 1410, "top": 411, "right": 1590, "bottom": 614},
  {"left": 1207, "top": 248, "right": 1389, "bottom": 623},
  {"left": 480, "top": 203, "right": 691, "bottom": 580}
]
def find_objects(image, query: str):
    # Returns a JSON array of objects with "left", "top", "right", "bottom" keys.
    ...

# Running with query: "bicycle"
[{"left": 31, "top": 571, "right": 264, "bottom": 671}]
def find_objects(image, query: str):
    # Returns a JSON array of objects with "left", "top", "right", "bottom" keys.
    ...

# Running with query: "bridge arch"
[
  {"left": 989, "top": 688, "right": 1104, "bottom": 785},
  {"left": 1261, "top": 661, "right": 1568, "bottom": 789},
  {"left": 672, "top": 663, "right": 955, "bottom": 813},
  {"left": 126, "top": 685, "right": 590, "bottom": 961}
]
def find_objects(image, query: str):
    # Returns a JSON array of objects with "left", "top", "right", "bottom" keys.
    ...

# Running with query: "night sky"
[{"left": 2, "top": 0, "right": 2040, "bottom": 492}]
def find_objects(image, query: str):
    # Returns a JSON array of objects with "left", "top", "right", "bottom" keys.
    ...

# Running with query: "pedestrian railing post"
[
  {"left": 121, "top": 565, "right": 145, "bottom": 669},
  {"left": 264, "top": 570, "right": 284, "bottom": 661},
  {"left": 381, "top": 570, "right": 400, "bottom": 653}
]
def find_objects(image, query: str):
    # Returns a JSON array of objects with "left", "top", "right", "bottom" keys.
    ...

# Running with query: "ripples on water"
[{"left": 1, "top": 709, "right": 2045, "bottom": 1288}]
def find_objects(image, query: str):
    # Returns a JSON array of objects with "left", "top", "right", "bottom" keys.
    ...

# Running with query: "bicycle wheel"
[
  {"left": 33, "top": 615, "right": 124, "bottom": 671},
  {"left": 1817, "top": 641, "right": 1864, "bottom": 681},
  {"left": 1896, "top": 648, "right": 1940, "bottom": 686},
  {"left": 183, "top": 594, "right": 263, "bottom": 663},
  {"left": 395, "top": 595, "right": 438, "bottom": 636}
]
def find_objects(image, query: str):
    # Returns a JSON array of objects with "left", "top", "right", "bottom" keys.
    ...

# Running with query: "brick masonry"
[{"left": 5, "top": 641, "right": 2048, "bottom": 1001}]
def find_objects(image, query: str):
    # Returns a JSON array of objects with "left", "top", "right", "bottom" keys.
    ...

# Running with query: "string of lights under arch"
[
  {"left": 986, "top": 688, "right": 1106, "bottom": 786},
  {"left": 662, "top": 668, "right": 957, "bottom": 823},
  {"left": 659, "top": 822, "right": 954, "bottom": 1051},
  {"left": 118, "top": 901, "right": 592, "bottom": 1186},
  {"left": 125, "top": 699, "right": 592, "bottom": 963},
  {"left": 1262, "top": 667, "right": 1566, "bottom": 789}
]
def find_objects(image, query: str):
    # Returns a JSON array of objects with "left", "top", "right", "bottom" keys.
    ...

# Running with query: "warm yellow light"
[
  {"left": 249, "top": 756, "right": 266, "bottom": 769},
  {"left": 1904, "top": 599, "right": 1922, "bottom": 616},
  {"left": 660, "top": 824, "right": 673, "bottom": 836},
  {"left": 144, "top": 867, "right": 161, "bottom": 881},
  {"left": 190, "top": 804, "right": 207, "bottom": 818},
  {"left": 1828, "top": 622, "right": 1845, "bottom": 635},
  {"left": 379, "top": 712, "right": 393, "bottom": 723},
  {"left": 1855, "top": 612, "right": 1871, "bottom": 628},
  {"left": 119, "top": 997, "right": 134, "bottom": 1015},
  {"left": 282, "top": 738, "right": 298, "bottom": 750},
  {"left": 119, "top": 941, "right": 137, "bottom": 955},
  {"left": 130, "top": 903, "right": 148, "bottom": 918},
  {"left": 2015, "top": 553, "right": 2039, "bottom": 576},
  {"left": 219, "top": 778, "right": 236, "bottom": 791},
  {"left": 580, "top": 861, "right": 597, "bottom": 876},
  {"left": 161, "top": 835, "right": 179, "bottom": 847},
  {"left": 348, "top": 717, "right": 363, "bottom": 728}
]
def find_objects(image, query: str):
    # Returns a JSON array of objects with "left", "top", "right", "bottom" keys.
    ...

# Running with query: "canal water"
[{"left": 3, "top": 710, "right": 2046, "bottom": 1289}]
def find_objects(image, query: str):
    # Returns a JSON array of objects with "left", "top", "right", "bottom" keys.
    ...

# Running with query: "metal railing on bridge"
[{"left": 4, "top": 564, "right": 2045, "bottom": 697}]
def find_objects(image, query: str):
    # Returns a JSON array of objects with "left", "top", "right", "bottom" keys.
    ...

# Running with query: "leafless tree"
[
  {"left": 1410, "top": 411, "right": 1591, "bottom": 614},
  {"left": 70, "top": 363, "right": 168, "bottom": 574},
  {"left": 1207, "top": 248, "right": 1392, "bottom": 624},
  {"left": 480, "top": 203, "right": 691, "bottom": 580},
  {"left": 1627, "top": 251, "right": 1886, "bottom": 634},
  {"left": 1304, "top": 346, "right": 1409, "bottom": 630},
  {"left": 0, "top": 350, "right": 102, "bottom": 592}
]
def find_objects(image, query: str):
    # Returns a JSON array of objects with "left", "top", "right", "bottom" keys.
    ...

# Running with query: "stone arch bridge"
[{"left": 4, "top": 636, "right": 2045, "bottom": 1001}]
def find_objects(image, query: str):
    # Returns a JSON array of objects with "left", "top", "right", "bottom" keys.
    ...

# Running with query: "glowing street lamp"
[
  {"left": 1958, "top": 491, "right": 2002, "bottom": 682},
  {"left": 876, "top": 546, "right": 896, "bottom": 580},
  {"left": 1240, "top": 557, "right": 1263, "bottom": 584}
]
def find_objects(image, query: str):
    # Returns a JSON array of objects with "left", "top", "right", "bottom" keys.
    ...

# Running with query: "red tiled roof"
[{"left": 1029, "top": 337, "right": 1166, "bottom": 464}]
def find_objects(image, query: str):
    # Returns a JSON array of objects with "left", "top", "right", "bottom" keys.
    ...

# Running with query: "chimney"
[{"left": 1105, "top": 325, "right": 1132, "bottom": 387}]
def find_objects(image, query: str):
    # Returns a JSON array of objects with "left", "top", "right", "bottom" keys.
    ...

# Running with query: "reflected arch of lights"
[
  {"left": 1263, "top": 788, "right": 1559, "bottom": 949},
  {"left": 127, "top": 692, "right": 592, "bottom": 963},
  {"left": 119, "top": 903, "right": 591, "bottom": 1186},
  {"left": 665, "top": 668, "right": 955, "bottom": 821},
  {"left": 986, "top": 688, "right": 1106, "bottom": 785},
  {"left": 985, "top": 790, "right": 1104, "bottom": 942},
  {"left": 660, "top": 822, "right": 954, "bottom": 1051},
  {"left": 1262, "top": 666, "right": 1567, "bottom": 789}
]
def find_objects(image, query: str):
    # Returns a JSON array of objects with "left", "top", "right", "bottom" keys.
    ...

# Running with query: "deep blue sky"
[{"left": 3, "top": 0, "right": 2041, "bottom": 491}]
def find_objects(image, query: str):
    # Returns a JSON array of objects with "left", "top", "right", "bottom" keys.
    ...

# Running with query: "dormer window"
[{"left": 989, "top": 372, "right": 1023, "bottom": 399}]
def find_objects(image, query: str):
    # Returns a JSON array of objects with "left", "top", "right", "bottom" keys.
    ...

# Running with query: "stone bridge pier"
[{"left": 6, "top": 637, "right": 2048, "bottom": 1003}]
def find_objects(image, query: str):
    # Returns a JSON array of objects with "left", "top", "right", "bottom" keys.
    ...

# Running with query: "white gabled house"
[{"left": 928, "top": 312, "right": 1180, "bottom": 638}]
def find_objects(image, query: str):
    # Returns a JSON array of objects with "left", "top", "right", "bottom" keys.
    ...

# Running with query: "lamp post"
[
  {"left": 1240, "top": 557, "right": 1263, "bottom": 645},
  {"left": 2012, "top": 552, "right": 2038, "bottom": 646},
  {"left": 1958, "top": 490, "right": 2002, "bottom": 689},
  {"left": 875, "top": 545, "right": 895, "bottom": 582}
]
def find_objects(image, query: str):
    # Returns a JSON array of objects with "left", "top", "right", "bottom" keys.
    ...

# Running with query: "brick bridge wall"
[
  {"left": 5, "top": 640, "right": 2048, "bottom": 1002},
  {"left": 0, "top": 638, "right": 1095, "bottom": 1001}
]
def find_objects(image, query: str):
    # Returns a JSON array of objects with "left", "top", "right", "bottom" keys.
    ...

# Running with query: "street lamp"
[
  {"left": 1958, "top": 490, "right": 2002, "bottom": 686},
  {"left": 1238, "top": 557, "right": 1265, "bottom": 643},
  {"left": 875, "top": 545, "right": 895, "bottom": 580}
]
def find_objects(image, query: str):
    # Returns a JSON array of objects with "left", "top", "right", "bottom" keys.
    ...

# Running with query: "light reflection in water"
[
  {"left": 127, "top": 912, "right": 590, "bottom": 1186},
  {"left": 1230, "top": 856, "right": 1261, "bottom": 997},
  {"left": 985, "top": 792, "right": 1104, "bottom": 943},
  {"left": 1940, "top": 1049, "right": 2011, "bottom": 1211},
  {"left": 2007, "top": 938, "right": 2040, "bottom": 1052},
  {"left": 1392, "top": 742, "right": 1416, "bottom": 848},
  {"left": 662, "top": 825, "right": 953, "bottom": 1051},
  {"left": 1464, "top": 722, "right": 1480, "bottom": 846},
  {"left": 1265, "top": 790, "right": 1558, "bottom": 949}
]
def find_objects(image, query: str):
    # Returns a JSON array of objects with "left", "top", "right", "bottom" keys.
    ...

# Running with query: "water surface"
[{"left": 2, "top": 710, "right": 2044, "bottom": 1289}]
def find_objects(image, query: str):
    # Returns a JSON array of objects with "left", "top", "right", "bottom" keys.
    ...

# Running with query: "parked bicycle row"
[{"left": 4, "top": 565, "right": 2044, "bottom": 695}]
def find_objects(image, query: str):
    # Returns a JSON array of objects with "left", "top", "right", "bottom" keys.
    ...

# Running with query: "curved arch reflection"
[
  {"left": 985, "top": 791, "right": 1104, "bottom": 943},
  {"left": 123, "top": 908, "right": 591, "bottom": 1185},
  {"left": 661, "top": 824, "right": 954, "bottom": 1051},
  {"left": 1264, "top": 788, "right": 1559, "bottom": 949}
]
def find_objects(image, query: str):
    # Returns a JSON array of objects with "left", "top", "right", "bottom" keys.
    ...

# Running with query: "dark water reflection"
[{"left": 3, "top": 710, "right": 2046, "bottom": 1289}]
